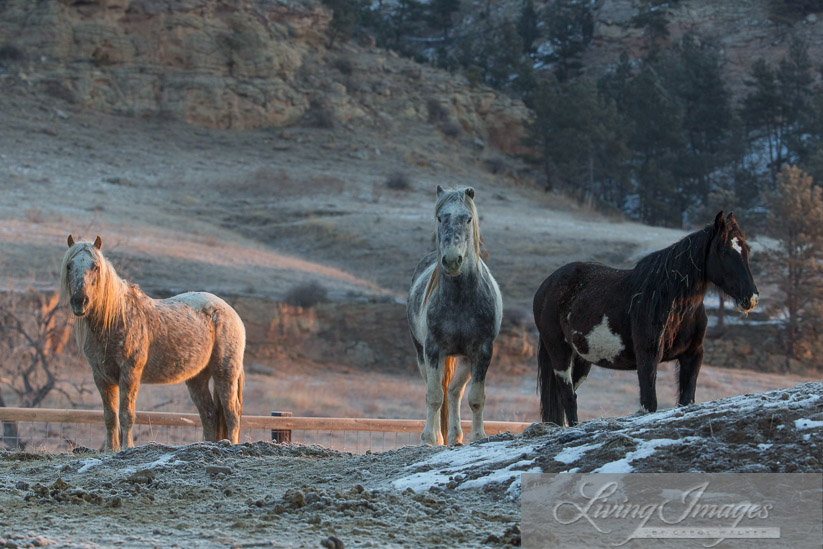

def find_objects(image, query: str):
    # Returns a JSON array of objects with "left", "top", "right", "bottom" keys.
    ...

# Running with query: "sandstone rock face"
[
  {"left": 0, "top": 0, "right": 330, "bottom": 127},
  {"left": 0, "top": 0, "right": 529, "bottom": 153}
]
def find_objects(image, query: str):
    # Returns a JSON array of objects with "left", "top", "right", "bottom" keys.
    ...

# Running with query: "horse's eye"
[
  {"left": 466, "top": 216, "right": 472, "bottom": 224},
  {"left": 437, "top": 216, "right": 442, "bottom": 223},
  {"left": 93, "top": 264, "right": 100, "bottom": 272}
]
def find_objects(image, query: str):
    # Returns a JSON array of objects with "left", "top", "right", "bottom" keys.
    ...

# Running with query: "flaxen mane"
[
  {"left": 59, "top": 243, "right": 127, "bottom": 347},
  {"left": 423, "top": 190, "right": 482, "bottom": 304}
]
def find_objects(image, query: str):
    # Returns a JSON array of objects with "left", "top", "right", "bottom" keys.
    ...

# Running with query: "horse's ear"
[
  {"left": 464, "top": 187, "right": 475, "bottom": 200},
  {"left": 67, "top": 235, "right": 75, "bottom": 248},
  {"left": 436, "top": 184, "right": 445, "bottom": 197},
  {"left": 93, "top": 236, "right": 102, "bottom": 250},
  {"left": 727, "top": 211, "right": 738, "bottom": 226},
  {"left": 713, "top": 211, "right": 726, "bottom": 232}
]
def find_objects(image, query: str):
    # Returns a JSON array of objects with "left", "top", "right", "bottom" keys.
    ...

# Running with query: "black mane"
[{"left": 628, "top": 225, "right": 714, "bottom": 324}]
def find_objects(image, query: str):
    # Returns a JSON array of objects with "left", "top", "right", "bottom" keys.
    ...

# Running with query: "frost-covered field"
[{"left": 1, "top": 383, "right": 821, "bottom": 548}]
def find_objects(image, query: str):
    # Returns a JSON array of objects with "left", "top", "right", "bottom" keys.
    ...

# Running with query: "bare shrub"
[
  {"left": 385, "top": 171, "right": 412, "bottom": 191},
  {"left": 333, "top": 57, "right": 354, "bottom": 75},
  {"left": 0, "top": 290, "right": 88, "bottom": 448},
  {"left": 285, "top": 281, "right": 329, "bottom": 308},
  {"left": 0, "top": 44, "right": 23, "bottom": 62},
  {"left": 484, "top": 157, "right": 508, "bottom": 175},
  {"left": 426, "top": 98, "right": 449, "bottom": 123},
  {"left": 301, "top": 100, "right": 335, "bottom": 129},
  {"left": 440, "top": 121, "right": 461, "bottom": 138}
]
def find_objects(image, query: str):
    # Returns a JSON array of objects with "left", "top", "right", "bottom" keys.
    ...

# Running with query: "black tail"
[{"left": 537, "top": 339, "right": 565, "bottom": 425}]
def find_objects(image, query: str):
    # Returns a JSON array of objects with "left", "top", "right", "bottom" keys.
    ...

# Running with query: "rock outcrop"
[{"left": 0, "top": 0, "right": 528, "bottom": 153}]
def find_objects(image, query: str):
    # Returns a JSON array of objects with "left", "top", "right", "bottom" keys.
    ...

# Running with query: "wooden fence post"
[{"left": 270, "top": 411, "right": 292, "bottom": 443}]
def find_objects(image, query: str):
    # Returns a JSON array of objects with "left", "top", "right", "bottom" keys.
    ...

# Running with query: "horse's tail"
[
  {"left": 537, "top": 339, "right": 565, "bottom": 426},
  {"left": 237, "top": 368, "right": 244, "bottom": 417},
  {"left": 440, "top": 356, "right": 455, "bottom": 443}
]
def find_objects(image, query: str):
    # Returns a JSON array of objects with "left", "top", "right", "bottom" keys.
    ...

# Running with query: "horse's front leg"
[
  {"left": 118, "top": 366, "right": 142, "bottom": 449},
  {"left": 446, "top": 358, "right": 472, "bottom": 445},
  {"left": 94, "top": 375, "right": 120, "bottom": 452},
  {"left": 421, "top": 340, "right": 444, "bottom": 446},
  {"left": 677, "top": 346, "right": 703, "bottom": 407},
  {"left": 468, "top": 341, "right": 494, "bottom": 442},
  {"left": 636, "top": 353, "right": 660, "bottom": 414}
]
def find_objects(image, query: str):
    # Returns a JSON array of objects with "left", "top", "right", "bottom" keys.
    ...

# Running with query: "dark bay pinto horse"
[{"left": 533, "top": 212, "right": 758, "bottom": 426}]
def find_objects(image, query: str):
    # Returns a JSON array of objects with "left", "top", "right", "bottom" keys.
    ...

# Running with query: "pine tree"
[
  {"left": 764, "top": 165, "right": 823, "bottom": 369},
  {"left": 517, "top": 0, "right": 540, "bottom": 57},
  {"left": 542, "top": 0, "right": 594, "bottom": 82},
  {"left": 741, "top": 38, "right": 815, "bottom": 187}
]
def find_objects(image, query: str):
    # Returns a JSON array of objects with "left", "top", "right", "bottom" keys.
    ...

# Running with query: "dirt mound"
[{"left": 1, "top": 382, "right": 820, "bottom": 547}]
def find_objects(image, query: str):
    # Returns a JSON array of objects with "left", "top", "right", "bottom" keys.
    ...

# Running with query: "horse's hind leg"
[
  {"left": 185, "top": 369, "right": 219, "bottom": 442},
  {"left": 212, "top": 360, "right": 243, "bottom": 444},
  {"left": 572, "top": 356, "right": 592, "bottom": 391},
  {"left": 467, "top": 340, "right": 494, "bottom": 442},
  {"left": 447, "top": 358, "right": 472, "bottom": 445},
  {"left": 548, "top": 344, "right": 580, "bottom": 426}
]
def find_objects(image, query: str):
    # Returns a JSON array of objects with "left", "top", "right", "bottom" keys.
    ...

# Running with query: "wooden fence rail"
[{"left": 0, "top": 407, "right": 531, "bottom": 435}]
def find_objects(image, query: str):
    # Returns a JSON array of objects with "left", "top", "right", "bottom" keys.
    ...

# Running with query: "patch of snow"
[
  {"left": 458, "top": 459, "right": 535, "bottom": 490},
  {"left": 77, "top": 458, "right": 102, "bottom": 473},
  {"left": 391, "top": 440, "right": 541, "bottom": 492},
  {"left": 757, "top": 443, "right": 773, "bottom": 451},
  {"left": 553, "top": 442, "right": 603, "bottom": 464},
  {"left": 504, "top": 466, "right": 542, "bottom": 501},
  {"left": 593, "top": 438, "right": 686, "bottom": 473},
  {"left": 795, "top": 418, "right": 823, "bottom": 430}
]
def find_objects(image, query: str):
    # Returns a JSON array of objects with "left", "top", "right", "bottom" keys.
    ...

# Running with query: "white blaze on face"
[
  {"left": 577, "top": 315, "right": 624, "bottom": 364},
  {"left": 731, "top": 237, "right": 742, "bottom": 255}
]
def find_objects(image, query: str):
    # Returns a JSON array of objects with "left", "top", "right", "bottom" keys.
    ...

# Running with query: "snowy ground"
[{"left": 1, "top": 383, "right": 821, "bottom": 548}]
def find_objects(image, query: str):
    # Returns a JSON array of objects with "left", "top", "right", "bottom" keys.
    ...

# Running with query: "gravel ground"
[{"left": 1, "top": 383, "right": 821, "bottom": 549}]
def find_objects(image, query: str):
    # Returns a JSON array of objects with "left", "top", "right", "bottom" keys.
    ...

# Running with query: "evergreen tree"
[
  {"left": 426, "top": 0, "right": 461, "bottom": 42},
  {"left": 623, "top": 65, "right": 685, "bottom": 225},
  {"left": 631, "top": 0, "right": 674, "bottom": 50},
  {"left": 741, "top": 38, "right": 815, "bottom": 187},
  {"left": 655, "top": 35, "right": 732, "bottom": 207},
  {"left": 517, "top": 0, "right": 540, "bottom": 57},
  {"left": 542, "top": 0, "right": 594, "bottom": 81},
  {"left": 523, "top": 77, "right": 630, "bottom": 203},
  {"left": 764, "top": 165, "right": 823, "bottom": 369}
]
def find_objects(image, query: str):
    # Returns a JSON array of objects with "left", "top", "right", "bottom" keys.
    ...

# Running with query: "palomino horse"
[
  {"left": 407, "top": 186, "right": 503, "bottom": 445},
  {"left": 60, "top": 235, "right": 246, "bottom": 451},
  {"left": 533, "top": 212, "right": 758, "bottom": 426}
]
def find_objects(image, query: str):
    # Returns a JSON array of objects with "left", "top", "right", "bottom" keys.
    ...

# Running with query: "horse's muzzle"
[
  {"left": 738, "top": 293, "right": 758, "bottom": 313},
  {"left": 442, "top": 254, "right": 463, "bottom": 276},
  {"left": 70, "top": 296, "right": 89, "bottom": 317}
]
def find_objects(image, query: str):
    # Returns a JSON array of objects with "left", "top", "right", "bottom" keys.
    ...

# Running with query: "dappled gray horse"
[
  {"left": 60, "top": 235, "right": 246, "bottom": 451},
  {"left": 407, "top": 186, "right": 503, "bottom": 445}
]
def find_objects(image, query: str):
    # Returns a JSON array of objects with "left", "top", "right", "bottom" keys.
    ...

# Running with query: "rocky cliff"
[{"left": 0, "top": 0, "right": 528, "bottom": 152}]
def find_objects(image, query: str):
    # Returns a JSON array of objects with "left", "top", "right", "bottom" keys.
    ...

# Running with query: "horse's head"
[
  {"left": 61, "top": 235, "right": 104, "bottom": 317},
  {"left": 706, "top": 212, "right": 759, "bottom": 313},
  {"left": 435, "top": 185, "right": 480, "bottom": 277}
]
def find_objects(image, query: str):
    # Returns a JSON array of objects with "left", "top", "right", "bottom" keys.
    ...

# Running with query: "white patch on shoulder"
[
  {"left": 576, "top": 315, "right": 624, "bottom": 364},
  {"left": 731, "top": 237, "right": 742, "bottom": 255}
]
